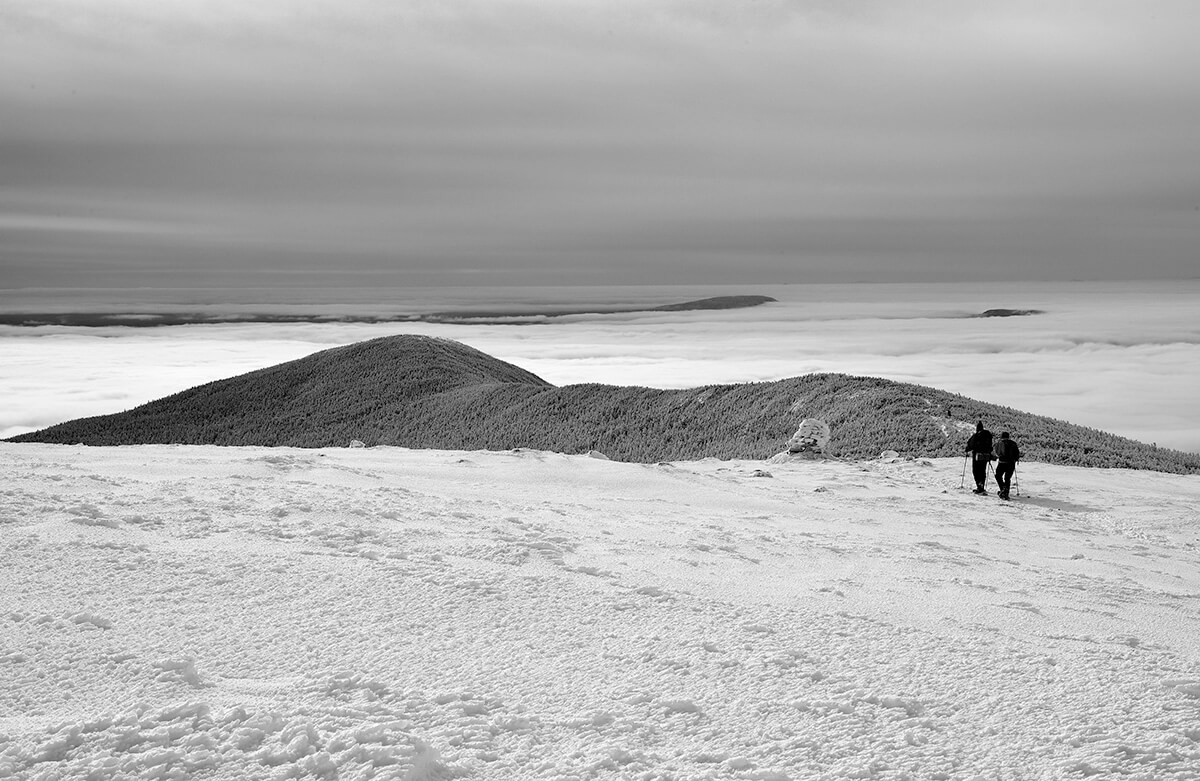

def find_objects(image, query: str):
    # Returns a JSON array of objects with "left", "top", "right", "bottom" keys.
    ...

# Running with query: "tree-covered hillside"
[{"left": 9, "top": 335, "right": 1199, "bottom": 474}]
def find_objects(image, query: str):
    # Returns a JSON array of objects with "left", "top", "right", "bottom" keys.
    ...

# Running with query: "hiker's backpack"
[{"left": 994, "top": 439, "right": 1017, "bottom": 462}]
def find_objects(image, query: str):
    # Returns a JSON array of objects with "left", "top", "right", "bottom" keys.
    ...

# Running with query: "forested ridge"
[{"left": 9, "top": 335, "right": 1199, "bottom": 474}]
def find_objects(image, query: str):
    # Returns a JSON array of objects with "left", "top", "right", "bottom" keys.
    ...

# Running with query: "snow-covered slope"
[{"left": 2, "top": 443, "right": 1198, "bottom": 780}]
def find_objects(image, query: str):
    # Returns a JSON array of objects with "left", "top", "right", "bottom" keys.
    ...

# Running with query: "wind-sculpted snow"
[{"left": 1, "top": 443, "right": 1199, "bottom": 779}]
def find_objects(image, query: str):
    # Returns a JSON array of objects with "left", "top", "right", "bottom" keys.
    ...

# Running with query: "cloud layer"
[{"left": 2, "top": 280, "right": 1197, "bottom": 453}]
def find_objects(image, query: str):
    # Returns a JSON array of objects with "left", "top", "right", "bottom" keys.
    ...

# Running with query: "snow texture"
[{"left": 2, "top": 443, "right": 1199, "bottom": 780}]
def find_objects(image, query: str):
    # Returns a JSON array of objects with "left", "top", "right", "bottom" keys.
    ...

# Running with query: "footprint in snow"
[
  {"left": 1001, "top": 601, "right": 1042, "bottom": 614},
  {"left": 572, "top": 564, "right": 613, "bottom": 578},
  {"left": 632, "top": 585, "right": 673, "bottom": 602}
]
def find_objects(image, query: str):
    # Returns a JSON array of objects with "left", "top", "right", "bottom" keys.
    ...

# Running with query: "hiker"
[
  {"left": 993, "top": 431, "right": 1021, "bottom": 500},
  {"left": 965, "top": 421, "right": 994, "bottom": 494}
]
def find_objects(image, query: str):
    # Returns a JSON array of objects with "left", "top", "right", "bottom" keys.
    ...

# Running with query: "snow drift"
[{"left": 2, "top": 442, "right": 1198, "bottom": 779}]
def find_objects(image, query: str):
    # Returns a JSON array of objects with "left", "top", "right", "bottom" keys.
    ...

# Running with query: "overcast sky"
[{"left": 3, "top": 0, "right": 1199, "bottom": 289}]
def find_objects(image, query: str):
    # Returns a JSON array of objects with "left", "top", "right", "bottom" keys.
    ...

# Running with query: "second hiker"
[{"left": 993, "top": 431, "right": 1021, "bottom": 500}]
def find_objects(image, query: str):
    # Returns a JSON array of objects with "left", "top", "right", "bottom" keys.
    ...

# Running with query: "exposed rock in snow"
[{"left": 785, "top": 418, "right": 830, "bottom": 455}]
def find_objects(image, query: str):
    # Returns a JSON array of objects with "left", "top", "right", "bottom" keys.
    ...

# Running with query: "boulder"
[{"left": 786, "top": 419, "right": 830, "bottom": 455}]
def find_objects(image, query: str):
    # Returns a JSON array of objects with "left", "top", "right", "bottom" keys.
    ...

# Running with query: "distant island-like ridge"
[
  {"left": 970, "top": 308, "right": 1046, "bottom": 318},
  {"left": 9, "top": 335, "right": 1197, "bottom": 474},
  {"left": 0, "top": 295, "right": 777, "bottom": 328}
]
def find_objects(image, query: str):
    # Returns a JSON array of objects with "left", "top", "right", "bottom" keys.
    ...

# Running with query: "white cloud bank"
[
  {"left": 1, "top": 281, "right": 1198, "bottom": 453},
  {"left": 1, "top": 443, "right": 1198, "bottom": 778}
]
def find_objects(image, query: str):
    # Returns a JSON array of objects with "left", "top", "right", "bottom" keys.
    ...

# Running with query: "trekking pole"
[
  {"left": 1014, "top": 469, "right": 1020, "bottom": 498},
  {"left": 960, "top": 454, "right": 968, "bottom": 489}
]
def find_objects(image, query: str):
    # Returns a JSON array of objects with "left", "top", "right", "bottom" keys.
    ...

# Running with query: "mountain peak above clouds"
[
  {"left": 7, "top": 335, "right": 1199, "bottom": 473},
  {"left": 303, "top": 334, "right": 552, "bottom": 390}
]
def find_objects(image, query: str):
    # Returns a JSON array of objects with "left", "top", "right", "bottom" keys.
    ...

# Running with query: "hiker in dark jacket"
[
  {"left": 993, "top": 431, "right": 1021, "bottom": 500},
  {"left": 965, "top": 421, "right": 994, "bottom": 494}
]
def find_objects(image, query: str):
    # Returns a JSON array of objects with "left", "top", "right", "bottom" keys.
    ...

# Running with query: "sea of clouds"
[{"left": 2, "top": 280, "right": 1198, "bottom": 453}]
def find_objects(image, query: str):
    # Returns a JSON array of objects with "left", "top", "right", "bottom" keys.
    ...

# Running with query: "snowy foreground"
[{"left": 2, "top": 444, "right": 1199, "bottom": 781}]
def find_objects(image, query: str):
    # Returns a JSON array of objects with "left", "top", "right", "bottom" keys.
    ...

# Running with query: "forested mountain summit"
[{"left": 9, "top": 335, "right": 1199, "bottom": 474}]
